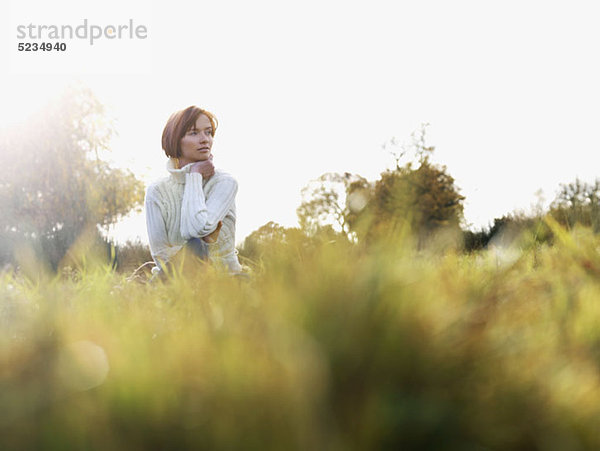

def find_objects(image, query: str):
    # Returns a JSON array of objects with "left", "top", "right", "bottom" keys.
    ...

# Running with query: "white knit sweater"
[{"left": 145, "top": 159, "right": 242, "bottom": 273}]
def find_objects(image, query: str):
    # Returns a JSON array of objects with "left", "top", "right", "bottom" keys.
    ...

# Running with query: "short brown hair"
[{"left": 161, "top": 106, "right": 218, "bottom": 158}]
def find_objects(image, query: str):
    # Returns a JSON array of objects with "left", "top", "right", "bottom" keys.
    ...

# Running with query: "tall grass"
[{"left": 2, "top": 220, "right": 600, "bottom": 449}]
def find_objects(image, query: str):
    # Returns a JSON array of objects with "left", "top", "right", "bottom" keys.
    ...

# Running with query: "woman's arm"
[
  {"left": 180, "top": 172, "right": 238, "bottom": 240},
  {"left": 145, "top": 186, "right": 180, "bottom": 270}
]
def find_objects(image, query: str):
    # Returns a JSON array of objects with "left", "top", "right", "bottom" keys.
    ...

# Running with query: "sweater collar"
[{"left": 167, "top": 158, "right": 194, "bottom": 184}]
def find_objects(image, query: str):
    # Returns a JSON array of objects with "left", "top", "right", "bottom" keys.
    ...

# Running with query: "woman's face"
[{"left": 179, "top": 114, "right": 214, "bottom": 166}]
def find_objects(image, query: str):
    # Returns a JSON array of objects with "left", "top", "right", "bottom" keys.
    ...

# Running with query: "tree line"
[{"left": 239, "top": 125, "right": 600, "bottom": 263}]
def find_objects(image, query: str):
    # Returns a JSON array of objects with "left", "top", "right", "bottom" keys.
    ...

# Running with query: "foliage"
[
  {"left": 362, "top": 157, "right": 465, "bottom": 243},
  {"left": 296, "top": 173, "right": 371, "bottom": 237},
  {"left": 238, "top": 221, "right": 302, "bottom": 263},
  {"left": 0, "top": 86, "right": 145, "bottom": 270},
  {"left": 462, "top": 176, "right": 600, "bottom": 254},
  {"left": 297, "top": 125, "right": 465, "bottom": 245},
  {"left": 550, "top": 177, "right": 600, "bottom": 232},
  {"left": 4, "top": 222, "right": 600, "bottom": 449},
  {"left": 114, "top": 239, "right": 153, "bottom": 275},
  {"left": 237, "top": 221, "right": 347, "bottom": 267},
  {"left": 463, "top": 213, "right": 553, "bottom": 252}
]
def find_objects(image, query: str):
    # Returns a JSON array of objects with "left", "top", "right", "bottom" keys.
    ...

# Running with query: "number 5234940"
[{"left": 18, "top": 42, "right": 66, "bottom": 51}]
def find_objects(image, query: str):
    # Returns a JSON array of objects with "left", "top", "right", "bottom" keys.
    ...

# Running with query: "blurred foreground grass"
[{"left": 2, "top": 221, "right": 600, "bottom": 450}]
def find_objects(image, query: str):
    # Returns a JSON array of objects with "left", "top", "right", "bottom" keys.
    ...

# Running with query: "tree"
[
  {"left": 296, "top": 125, "right": 464, "bottom": 245},
  {"left": 237, "top": 221, "right": 309, "bottom": 264},
  {"left": 550, "top": 178, "right": 600, "bottom": 232},
  {"left": 0, "top": 86, "right": 145, "bottom": 270},
  {"left": 238, "top": 221, "right": 289, "bottom": 261},
  {"left": 364, "top": 157, "right": 465, "bottom": 243},
  {"left": 296, "top": 172, "right": 371, "bottom": 238},
  {"left": 238, "top": 221, "right": 350, "bottom": 272}
]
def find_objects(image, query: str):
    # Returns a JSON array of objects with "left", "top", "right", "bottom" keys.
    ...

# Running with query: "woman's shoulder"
[{"left": 145, "top": 176, "right": 175, "bottom": 198}]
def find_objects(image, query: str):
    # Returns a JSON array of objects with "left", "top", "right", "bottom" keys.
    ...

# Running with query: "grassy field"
[{"left": 2, "top": 219, "right": 600, "bottom": 450}]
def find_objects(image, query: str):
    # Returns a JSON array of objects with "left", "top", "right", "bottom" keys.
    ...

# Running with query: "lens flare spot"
[{"left": 57, "top": 340, "right": 109, "bottom": 391}]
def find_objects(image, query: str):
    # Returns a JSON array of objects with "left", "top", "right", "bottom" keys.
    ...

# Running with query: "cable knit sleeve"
[
  {"left": 145, "top": 185, "right": 178, "bottom": 269},
  {"left": 180, "top": 172, "right": 238, "bottom": 240}
]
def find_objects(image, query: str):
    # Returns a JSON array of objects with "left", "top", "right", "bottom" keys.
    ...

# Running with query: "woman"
[{"left": 145, "top": 106, "right": 242, "bottom": 277}]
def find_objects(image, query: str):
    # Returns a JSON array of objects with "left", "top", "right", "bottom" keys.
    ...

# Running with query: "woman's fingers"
[{"left": 191, "top": 160, "right": 215, "bottom": 179}]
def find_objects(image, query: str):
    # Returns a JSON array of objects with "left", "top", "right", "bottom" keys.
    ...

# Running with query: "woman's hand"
[
  {"left": 190, "top": 159, "right": 215, "bottom": 179},
  {"left": 202, "top": 221, "right": 222, "bottom": 243}
]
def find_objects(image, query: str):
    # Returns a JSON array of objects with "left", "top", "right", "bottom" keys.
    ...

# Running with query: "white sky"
[{"left": 1, "top": 0, "right": 599, "bottom": 244}]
